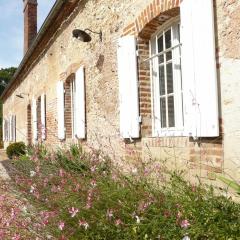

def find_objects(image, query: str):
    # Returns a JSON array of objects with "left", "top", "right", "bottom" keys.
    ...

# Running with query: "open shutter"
[
  {"left": 41, "top": 94, "right": 46, "bottom": 140},
  {"left": 9, "top": 115, "right": 12, "bottom": 142},
  {"left": 32, "top": 98, "right": 38, "bottom": 141},
  {"left": 117, "top": 36, "right": 140, "bottom": 139},
  {"left": 57, "top": 81, "right": 65, "bottom": 140},
  {"left": 5, "top": 119, "right": 8, "bottom": 142},
  {"left": 3, "top": 119, "right": 6, "bottom": 141},
  {"left": 75, "top": 66, "right": 86, "bottom": 139},
  {"left": 12, "top": 115, "right": 16, "bottom": 142},
  {"left": 9, "top": 117, "right": 11, "bottom": 141},
  {"left": 180, "top": 0, "right": 219, "bottom": 137}
]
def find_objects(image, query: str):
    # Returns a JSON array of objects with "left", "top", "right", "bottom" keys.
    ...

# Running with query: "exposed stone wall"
[
  {"left": 2, "top": 0, "right": 240, "bottom": 182},
  {"left": 215, "top": 0, "right": 240, "bottom": 180}
]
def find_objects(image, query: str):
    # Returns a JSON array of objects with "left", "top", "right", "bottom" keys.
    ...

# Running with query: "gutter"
[{"left": 1, "top": 0, "right": 67, "bottom": 101}]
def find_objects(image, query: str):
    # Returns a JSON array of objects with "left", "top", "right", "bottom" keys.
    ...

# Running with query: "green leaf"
[{"left": 217, "top": 175, "right": 240, "bottom": 194}]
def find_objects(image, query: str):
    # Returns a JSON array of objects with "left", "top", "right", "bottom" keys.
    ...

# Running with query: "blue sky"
[{"left": 0, "top": 0, "right": 56, "bottom": 69}]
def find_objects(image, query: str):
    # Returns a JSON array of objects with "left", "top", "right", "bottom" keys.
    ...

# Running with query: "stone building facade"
[{"left": 1, "top": 0, "right": 240, "bottom": 182}]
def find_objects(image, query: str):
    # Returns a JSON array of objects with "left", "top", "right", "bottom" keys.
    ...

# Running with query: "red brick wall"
[
  {"left": 37, "top": 96, "right": 41, "bottom": 141},
  {"left": 45, "top": 98, "right": 59, "bottom": 147},
  {"left": 27, "top": 104, "right": 32, "bottom": 145},
  {"left": 137, "top": 38, "right": 151, "bottom": 136},
  {"left": 64, "top": 76, "right": 73, "bottom": 139},
  {"left": 23, "top": 0, "right": 37, "bottom": 54}
]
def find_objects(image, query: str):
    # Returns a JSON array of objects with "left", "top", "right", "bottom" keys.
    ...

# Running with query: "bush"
[
  {"left": 6, "top": 141, "right": 26, "bottom": 159},
  {"left": 12, "top": 145, "right": 240, "bottom": 239}
]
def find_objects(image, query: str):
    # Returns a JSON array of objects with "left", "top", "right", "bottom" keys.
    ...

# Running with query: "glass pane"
[
  {"left": 166, "top": 51, "right": 172, "bottom": 61},
  {"left": 165, "top": 29, "right": 172, "bottom": 48},
  {"left": 160, "top": 97, "right": 167, "bottom": 128},
  {"left": 168, "top": 96, "right": 175, "bottom": 127},
  {"left": 167, "top": 63, "right": 173, "bottom": 94},
  {"left": 165, "top": 29, "right": 172, "bottom": 61},
  {"left": 159, "top": 65, "right": 165, "bottom": 95},
  {"left": 158, "top": 35, "right": 164, "bottom": 63}
]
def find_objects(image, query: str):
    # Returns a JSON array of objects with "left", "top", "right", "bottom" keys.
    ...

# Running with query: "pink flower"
[
  {"left": 106, "top": 209, "right": 114, "bottom": 219},
  {"left": 73, "top": 183, "right": 80, "bottom": 192},
  {"left": 58, "top": 221, "right": 65, "bottom": 231},
  {"left": 176, "top": 211, "right": 182, "bottom": 220},
  {"left": 30, "top": 185, "right": 35, "bottom": 193},
  {"left": 68, "top": 207, "right": 79, "bottom": 218},
  {"left": 59, "top": 169, "right": 65, "bottom": 177},
  {"left": 180, "top": 219, "right": 190, "bottom": 229},
  {"left": 0, "top": 195, "right": 6, "bottom": 201},
  {"left": 86, "top": 189, "right": 94, "bottom": 209},
  {"left": 79, "top": 219, "right": 89, "bottom": 230},
  {"left": 115, "top": 219, "right": 123, "bottom": 226},
  {"left": 12, "top": 234, "right": 21, "bottom": 240},
  {"left": 35, "top": 165, "right": 40, "bottom": 173},
  {"left": 91, "top": 166, "right": 96, "bottom": 172},
  {"left": 131, "top": 168, "right": 138, "bottom": 174},
  {"left": 43, "top": 178, "right": 49, "bottom": 187},
  {"left": 90, "top": 179, "right": 97, "bottom": 187}
]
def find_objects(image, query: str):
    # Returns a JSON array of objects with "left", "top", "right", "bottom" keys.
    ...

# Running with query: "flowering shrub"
[
  {"left": 0, "top": 180, "right": 44, "bottom": 239},
  {"left": 6, "top": 142, "right": 26, "bottom": 159},
  {"left": 11, "top": 144, "right": 240, "bottom": 239}
]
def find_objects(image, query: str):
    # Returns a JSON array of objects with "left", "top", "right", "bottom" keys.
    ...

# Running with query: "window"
[
  {"left": 60, "top": 67, "right": 85, "bottom": 140},
  {"left": 3, "top": 115, "right": 16, "bottom": 142},
  {"left": 151, "top": 19, "right": 183, "bottom": 136}
]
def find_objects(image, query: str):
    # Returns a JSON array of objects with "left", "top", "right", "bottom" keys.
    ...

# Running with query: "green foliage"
[
  {"left": 0, "top": 67, "right": 17, "bottom": 95},
  {"left": 217, "top": 175, "right": 240, "bottom": 195},
  {"left": 6, "top": 141, "right": 26, "bottom": 159},
  {"left": 0, "top": 67, "right": 17, "bottom": 146},
  {"left": 13, "top": 145, "right": 240, "bottom": 239}
]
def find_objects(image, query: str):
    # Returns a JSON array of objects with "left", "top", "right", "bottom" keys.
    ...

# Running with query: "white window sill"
[{"left": 152, "top": 128, "right": 187, "bottom": 138}]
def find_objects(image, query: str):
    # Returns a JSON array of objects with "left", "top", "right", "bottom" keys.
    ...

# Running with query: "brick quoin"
[
  {"left": 64, "top": 75, "right": 74, "bottom": 139},
  {"left": 27, "top": 104, "right": 32, "bottom": 145},
  {"left": 37, "top": 96, "right": 41, "bottom": 141},
  {"left": 123, "top": 0, "right": 180, "bottom": 37}
]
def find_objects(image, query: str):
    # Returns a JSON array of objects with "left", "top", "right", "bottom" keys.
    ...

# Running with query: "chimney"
[{"left": 23, "top": 0, "right": 37, "bottom": 54}]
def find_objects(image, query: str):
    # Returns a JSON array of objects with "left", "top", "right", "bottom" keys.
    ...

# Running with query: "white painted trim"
[{"left": 150, "top": 19, "right": 183, "bottom": 137}]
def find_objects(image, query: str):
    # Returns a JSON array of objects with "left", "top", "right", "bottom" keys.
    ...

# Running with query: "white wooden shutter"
[
  {"left": 3, "top": 119, "right": 6, "bottom": 141},
  {"left": 41, "top": 94, "right": 46, "bottom": 140},
  {"left": 75, "top": 66, "right": 86, "bottom": 139},
  {"left": 12, "top": 115, "right": 16, "bottom": 142},
  {"left": 5, "top": 119, "right": 8, "bottom": 142},
  {"left": 9, "top": 115, "right": 12, "bottom": 142},
  {"left": 180, "top": 0, "right": 219, "bottom": 137},
  {"left": 117, "top": 36, "right": 140, "bottom": 139},
  {"left": 57, "top": 81, "right": 65, "bottom": 140},
  {"left": 9, "top": 117, "right": 11, "bottom": 141},
  {"left": 32, "top": 98, "right": 38, "bottom": 141}
]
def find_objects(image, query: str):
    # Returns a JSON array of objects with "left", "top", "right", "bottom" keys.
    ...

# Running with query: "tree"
[
  {"left": 0, "top": 67, "right": 17, "bottom": 146},
  {"left": 0, "top": 67, "right": 17, "bottom": 95}
]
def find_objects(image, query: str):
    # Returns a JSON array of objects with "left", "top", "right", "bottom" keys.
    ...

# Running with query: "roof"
[{"left": 1, "top": 0, "right": 79, "bottom": 101}]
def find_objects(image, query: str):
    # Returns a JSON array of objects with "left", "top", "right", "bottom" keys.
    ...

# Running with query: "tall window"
[{"left": 151, "top": 19, "right": 183, "bottom": 136}]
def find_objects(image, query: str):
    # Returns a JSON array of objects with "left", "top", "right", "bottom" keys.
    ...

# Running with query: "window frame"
[{"left": 150, "top": 17, "right": 184, "bottom": 137}]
